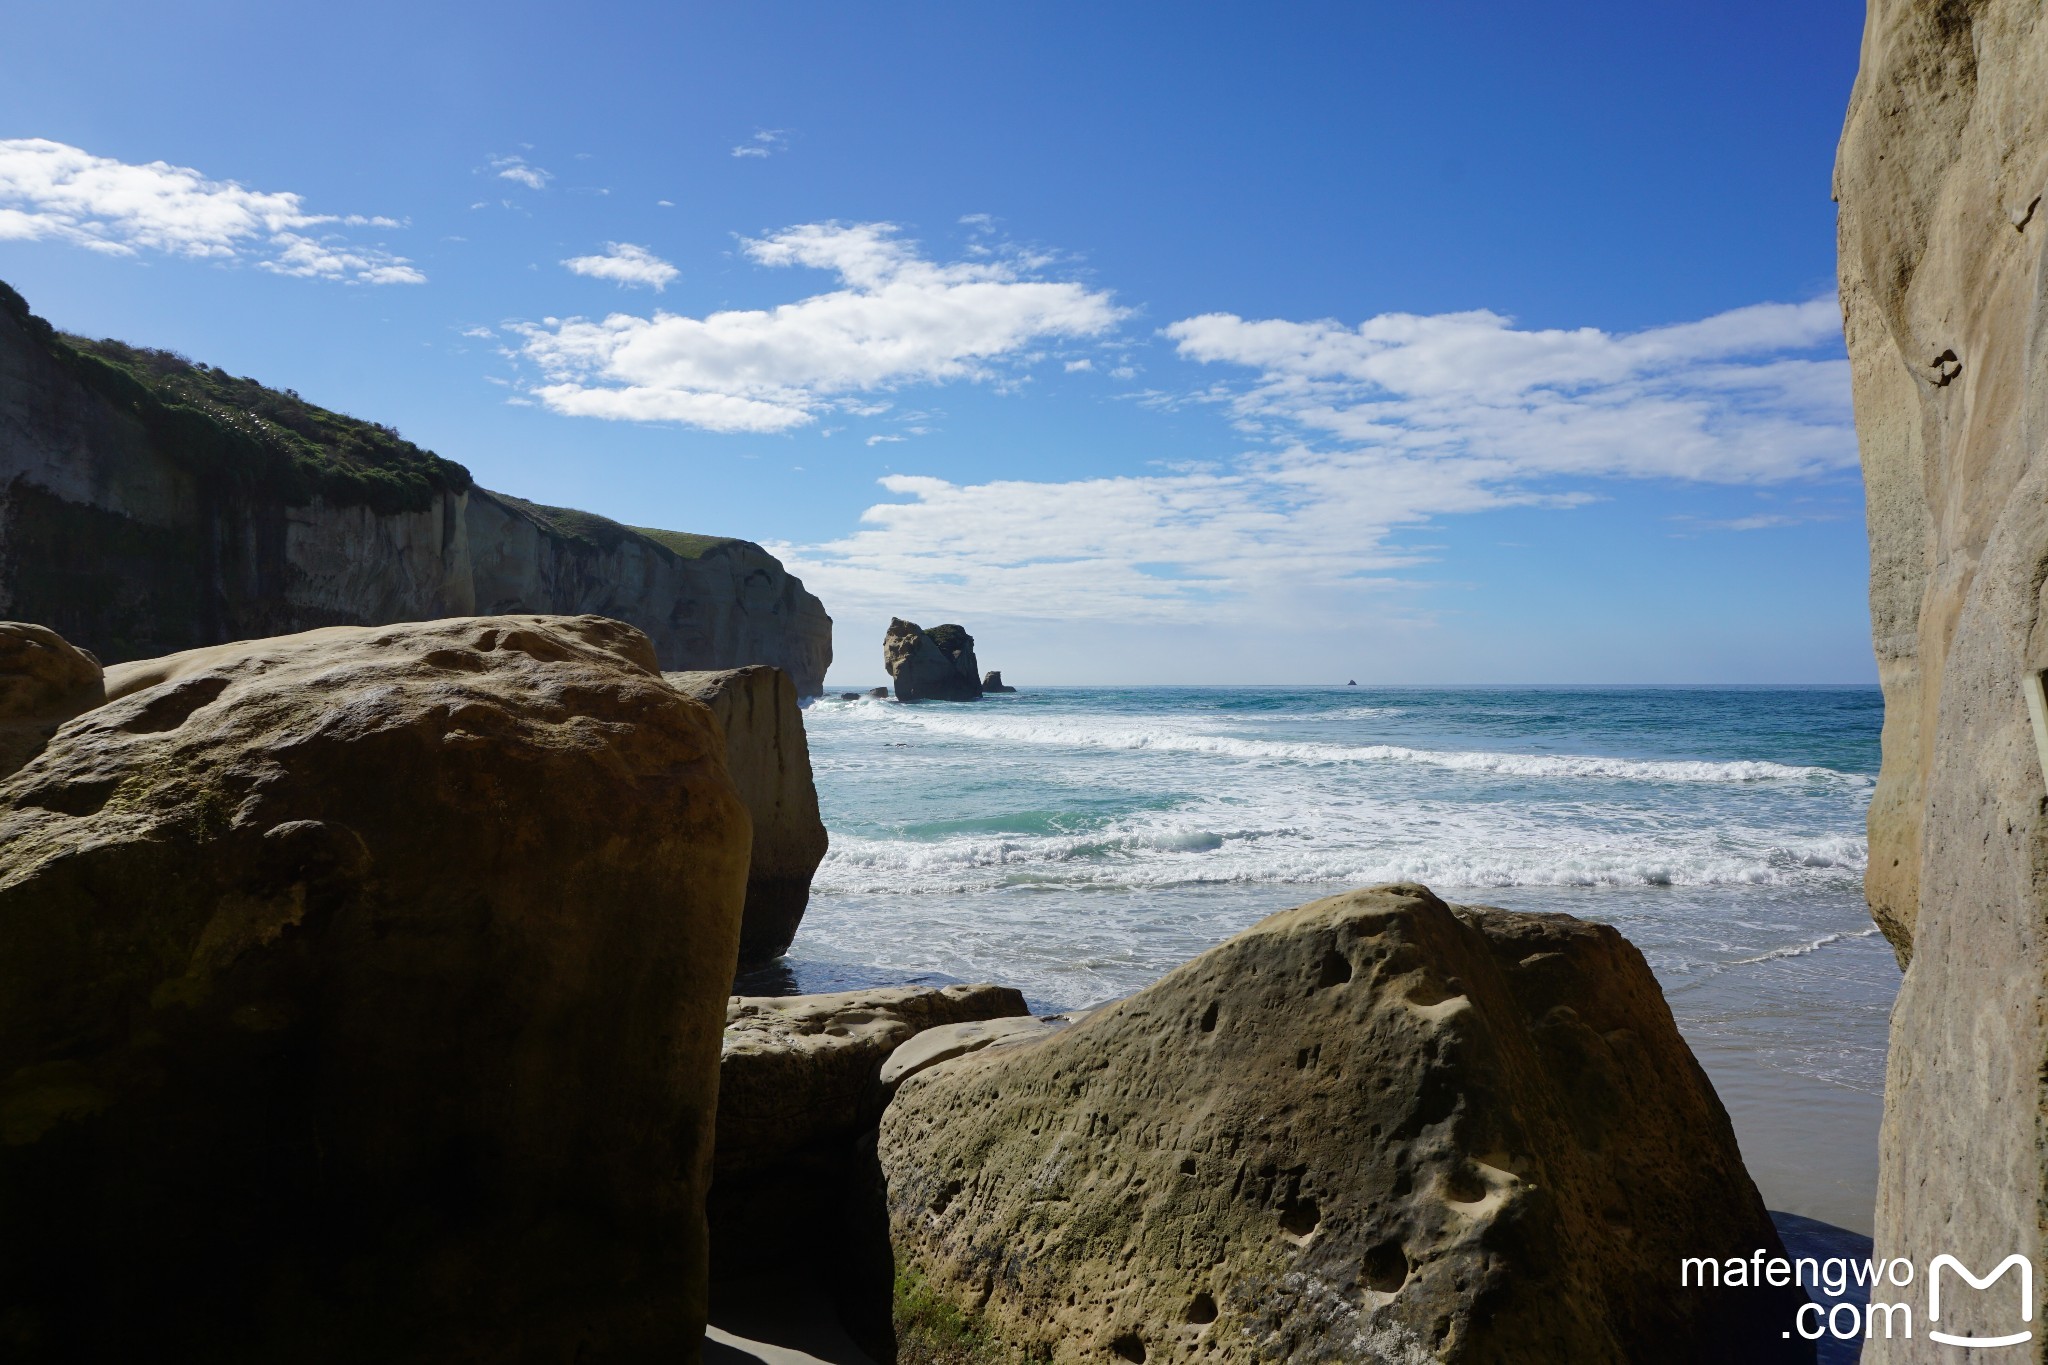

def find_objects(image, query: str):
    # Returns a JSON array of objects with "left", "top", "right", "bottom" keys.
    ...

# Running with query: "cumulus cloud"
[
  {"left": 732, "top": 129, "right": 788, "bottom": 159},
  {"left": 561, "top": 241, "right": 679, "bottom": 291},
  {"left": 1165, "top": 298, "right": 1849, "bottom": 483},
  {"left": 0, "top": 138, "right": 423, "bottom": 283},
  {"left": 777, "top": 297, "right": 1854, "bottom": 624},
  {"left": 517, "top": 220, "right": 1125, "bottom": 433},
  {"left": 491, "top": 154, "right": 552, "bottom": 189}
]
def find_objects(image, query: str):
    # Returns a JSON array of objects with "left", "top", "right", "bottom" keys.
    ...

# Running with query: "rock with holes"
[
  {"left": 0, "top": 622, "right": 104, "bottom": 779},
  {"left": 0, "top": 614, "right": 751, "bottom": 1363},
  {"left": 878, "top": 884, "right": 1807, "bottom": 1364},
  {"left": 665, "top": 666, "right": 828, "bottom": 966}
]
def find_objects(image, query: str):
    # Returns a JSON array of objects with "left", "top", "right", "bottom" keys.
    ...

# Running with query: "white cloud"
[
  {"left": 1064, "top": 358, "right": 1094, "bottom": 372},
  {"left": 492, "top": 154, "right": 552, "bottom": 189},
  {"left": 732, "top": 129, "right": 788, "bottom": 159},
  {"left": 517, "top": 220, "right": 1125, "bottom": 433},
  {"left": 1165, "top": 298, "right": 1849, "bottom": 483},
  {"left": 0, "top": 138, "right": 423, "bottom": 283},
  {"left": 562, "top": 241, "right": 679, "bottom": 291},
  {"left": 777, "top": 297, "right": 1854, "bottom": 626}
]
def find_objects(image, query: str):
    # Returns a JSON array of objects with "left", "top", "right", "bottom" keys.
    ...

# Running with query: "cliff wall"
[
  {"left": 0, "top": 281, "right": 832, "bottom": 693},
  {"left": 1837, "top": 1, "right": 2048, "bottom": 1353}
]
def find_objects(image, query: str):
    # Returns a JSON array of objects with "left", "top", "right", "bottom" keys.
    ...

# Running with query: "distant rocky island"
[
  {"left": 883, "top": 617, "right": 1014, "bottom": 700},
  {"left": 0, "top": 280, "right": 832, "bottom": 693}
]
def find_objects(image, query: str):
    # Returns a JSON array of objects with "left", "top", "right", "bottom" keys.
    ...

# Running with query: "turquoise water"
[{"left": 779, "top": 684, "right": 1896, "bottom": 1230}]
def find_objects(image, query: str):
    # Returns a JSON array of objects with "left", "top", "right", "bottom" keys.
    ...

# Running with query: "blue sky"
[{"left": 0, "top": 1, "right": 1870, "bottom": 684}]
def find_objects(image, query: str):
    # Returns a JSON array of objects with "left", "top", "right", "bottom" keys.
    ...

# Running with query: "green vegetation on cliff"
[{"left": 1, "top": 278, "right": 471, "bottom": 515}]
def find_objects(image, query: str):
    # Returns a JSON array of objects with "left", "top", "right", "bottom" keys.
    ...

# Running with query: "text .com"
[{"left": 1682, "top": 1249, "right": 2034, "bottom": 1345}]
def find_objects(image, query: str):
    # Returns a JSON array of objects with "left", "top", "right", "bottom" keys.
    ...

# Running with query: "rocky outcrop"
[
  {"left": 711, "top": 985, "right": 1030, "bottom": 1311},
  {"left": 980, "top": 670, "right": 1016, "bottom": 693},
  {"left": 0, "top": 621, "right": 104, "bottom": 777},
  {"left": 0, "top": 280, "right": 833, "bottom": 693},
  {"left": 0, "top": 614, "right": 751, "bottom": 1361},
  {"left": 666, "top": 666, "right": 829, "bottom": 966},
  {"left": 883, "top": 619, "right": 981, "bottom": 702},
  {"left": 879, "top": 884, "right": 1804, "bottom": 1364},
  {"left": 1837, "top": 3, "right": 2048, "bottom": 1353}
]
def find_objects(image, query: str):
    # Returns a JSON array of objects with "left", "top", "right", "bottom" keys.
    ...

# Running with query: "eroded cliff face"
[
  {"left": 1837, "top": 1, "right": 2048, "bottom": 1354},
  {"left": 0, "top": 287, "right": 833, "bottom": 693}
]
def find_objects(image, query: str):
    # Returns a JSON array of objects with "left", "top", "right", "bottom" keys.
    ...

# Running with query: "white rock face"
[
  {"left": 0, "top": 287, "right": 833, "bottom": 693},
  {"left": 1837, "top": 3, "right": 2048, "bottom": 1359}
]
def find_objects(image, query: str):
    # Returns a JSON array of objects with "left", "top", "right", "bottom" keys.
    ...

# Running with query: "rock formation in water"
[
  {"left": 1837, "top": 2, "right": 2048, "bottom": 1353},
  {"left": 0, "top": 279, "right": 833, "bottom": 693},
  {"left": 666, "top": 666, "right": 829, "bottom": 966},
  {"left": 981, "top": 670, "right": 1016, "bottom": 693},
  {"left": 883, "top": 618, "right": 983, "bottom": 702},
  {"left": 879, "top": 884, "right": 1805, "bottom": 1364},
  {"left": 0, "top": 615, "right": 751, "bottom": 1361}
]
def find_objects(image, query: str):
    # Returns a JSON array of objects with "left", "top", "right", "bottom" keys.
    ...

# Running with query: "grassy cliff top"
[
  {"left": 482, "top": 494, "right": 751, "bottom": 561},
  {"left": 2, "top": 278, "right": 750, "bottom": 556},
  {"left": 2, "top": 278, "right": 471, "bottom": 516}
]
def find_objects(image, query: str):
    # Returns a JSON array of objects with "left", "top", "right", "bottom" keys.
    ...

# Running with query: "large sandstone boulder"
[
  {"left": 712, "top": 985, "right": 1030, "bottom": 1281},
  {"left": 879, "top": 885, "right": 1805, "bottom": 1364},
  {"left": 0, "top": 622, "right": 104, "bottom": 778},
  {"left": 667, "top": 666, "right": 829, "bottom": 965},
  {"left": 883, "top": 619, "right": 982, "bottom": 702},
  {"left": 1837, "top": 3, "right": 2048, "bottom": 1353},
  {"left": 0, "top": 614, "right": 751, "bottom": 1363}
]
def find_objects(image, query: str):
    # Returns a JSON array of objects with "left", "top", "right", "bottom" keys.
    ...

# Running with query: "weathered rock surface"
[
  {"left": 0, "top": 614, "right": 752, "bottom": 1362},
  {"left": 883, "top": 620, "right": 982, "bottom": 702},
  {"left": 711, "top": 985, "right": 1030, "bottom": 1288},
  {"left": 879, "top": 884, "right": 1804, "bottom": 1364},
  {"left": 0, "top": 280, "right": 833, "bottom": 692},
  {"left": 667, "top": 666, "right": 829, "bottom": 965},
  {"left": 1837, "top": 3, "right": 2048, "bottom": 1354},
  {"left": 980, "top": 671, "right": 1016, "bottom": 694},
  {"left": 0, "top": 622, "right": 104, "bottom": 778}
]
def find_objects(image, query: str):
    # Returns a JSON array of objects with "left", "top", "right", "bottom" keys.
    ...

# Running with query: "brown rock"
[
  {"left": 1837, "top": 2, "right": 2048, "bottom": 1350},
  {"left": 667, "top": 666, "right": 830, "bottom": 965},
  {"left": 0, "top": 614, "right": 751, "bottom": 1363},
  {"left": 0, "top": 621, "right": 104, "bottom": 778},
  {"left": 878, "top": 884, "right": 1805, "bottom": 1364},
  {"left": 711, "top": 984, "right": 1030, "bottom": 1302},
  {"left": 882, "top": 620, "right": 982, "bottom": 702}
]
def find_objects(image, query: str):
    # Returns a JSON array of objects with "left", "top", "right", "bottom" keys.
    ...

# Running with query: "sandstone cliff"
[
  {"left": 0, "top": 280, "right": 832, "bottom": 693},
  {"left": 1837, "top": 2, "right": 2048, "bottom": 1356},
  {"left": 0, "top": 616, "right": 751, "bottom": 1361},
  {"left": 666, "top": 666, "right": 830, "bottom": 965}
]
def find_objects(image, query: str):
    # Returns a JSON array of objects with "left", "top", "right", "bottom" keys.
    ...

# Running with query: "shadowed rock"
[
  {"left": 878, "top": 884, "right": 1808, "bottom": 1364},
  {"left": 668, "top": 666, "right": 829, "bottom": 966},
  {"left": 0, "top": 614, "right": 751, "bottom": 1363},
  {"left": 0, "top": 622, "right": 104, "bottom": 778},
  {"left": 883, "top": 620, "right": 982, "bottom": 702}
]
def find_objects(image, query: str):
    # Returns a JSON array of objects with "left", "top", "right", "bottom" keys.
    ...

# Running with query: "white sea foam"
[
  {"left": 1727, "top": 926, "right": 1885, "bottom": 966},
  {"left": 812, "top": 705, "right": 1868, "bottom": 787}
]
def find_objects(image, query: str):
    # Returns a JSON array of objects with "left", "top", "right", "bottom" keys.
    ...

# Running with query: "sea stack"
[
  {"left": 1838, "top": 0, "right": 2048, "bottom": 1354},
  {"left": 883, "top": 618, "right": 983, "bottom": 702},
  {"left": 982, "top": 670, "right": 1016, "bottom": 693}
]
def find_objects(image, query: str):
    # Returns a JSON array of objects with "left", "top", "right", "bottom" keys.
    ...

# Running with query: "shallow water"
[{"left": 781, "top": 683, "right": 1895, "bottom": 1233}]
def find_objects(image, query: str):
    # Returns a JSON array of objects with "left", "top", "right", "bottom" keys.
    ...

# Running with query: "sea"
[{"left": 758, "top": 683, "right": 1895, "bottom": 1237}]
